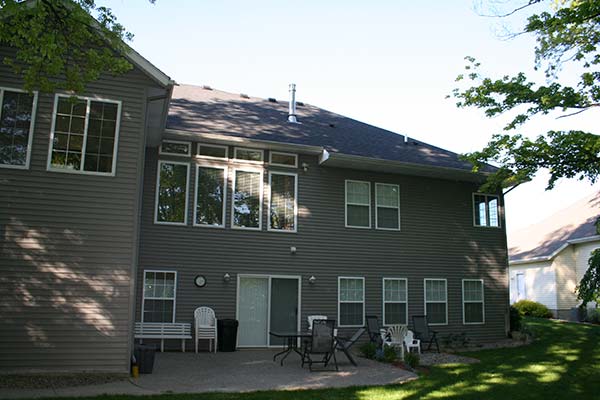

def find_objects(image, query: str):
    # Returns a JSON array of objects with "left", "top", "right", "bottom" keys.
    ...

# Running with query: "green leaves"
[{"left": 576, "top": 248, "right": 600, "bottom": 306}]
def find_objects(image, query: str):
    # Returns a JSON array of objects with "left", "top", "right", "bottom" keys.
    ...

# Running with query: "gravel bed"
[
  {"left": 419, "top": 352, "right": 480, "bottom": 366},
  {"left": 0, "top": 374, "right": 126, "bottom": 389}
]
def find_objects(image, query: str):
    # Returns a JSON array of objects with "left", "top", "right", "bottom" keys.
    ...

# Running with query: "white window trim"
[
  {"left": 154, "top": 160, "right": 190, "bottom": 226},
  {"left": 462, "top": 279, "right": 485, "bottom": 325},
  {"left": 159, "top": 140, "right": 191, "bottom": 157},
  {"left": 382, "top": 278, "right": 408, "bottom": 326},
  {"left": 269, "top": 151, "right": 298, "bottom": 168},
  {"left": 375, "top": 183, "right": 401, "bottom": 231},
  {"left": 231, "top": 167, "right": 264, "bottom": 231},
  {"left": 141, "top": 269, "right": 177, "bottom": 323},
  {"left": 46, "top": 93, "right": 122, "bottom": 176},
  {"left": 345, "top": 179, "right": 371, "bottom": 229},
  {"left": 338, "top": 276, "right": 366, "bottom": 328},
  {"left": 472, "top": 193, "right": 501, "bottom": 229},
  {"left": 267, "top": 171, "right": 298, "bottom": 233},
  {"left": 424, "top": 278, "right": 448, "bottom": 326},
  {"left": 193, "top": 164, "right": 227, "bottom": 229},
  {"left": 234, "top": 147, "right": 264, "bottom": 164},
  {"left": 0, "top": 87, "right": 38, "bottom": 170},
  {"left": 196, "top": 143, "right": 229, "bottom": 160}
]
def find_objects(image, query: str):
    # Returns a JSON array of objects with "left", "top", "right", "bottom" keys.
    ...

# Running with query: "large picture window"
[
  {"left": 155, "top": 161, "right": 189, "bottom": 225},
  {"left": 463, "top": 279, "right": 485, "bottom": 324},
  {"left": 194, "top": 165, "right": 227, "bottom": 228},
  {"left": 345, "top": 180, "right": 371, "bottom": 228},
  {"left": 142, "top": 270, "right": 177, "bottom": 323},
  {"left": 424, "top": 279, "right": 447, "bottom": 325},
  {"left": 375, "top": 183, "right": 400, "bottom": 230},
  {"left": 383, "top": 278, "right": 408, "bottom": 325},
  {"left": 0, "top": 87, "right": 37, "bottom": 169},
  {"left": 269, "top": 172, "right": 297, "bottom": 232},
  {"left": 48, "top": 95, "right": 121, "bottom": 175},
  {"left": 232, "top": 169, "right": 263, "bottom": 229},
  {"left": 338, "top": 277, "right": 365, "bottom": 327},
  {"left": 473, "top": 194, "right": 500, "bottom": 227}
]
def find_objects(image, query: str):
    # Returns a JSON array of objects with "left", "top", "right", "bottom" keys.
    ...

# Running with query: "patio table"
[{"left": 269, "top": 331, "right": 310, "bottom": 366}]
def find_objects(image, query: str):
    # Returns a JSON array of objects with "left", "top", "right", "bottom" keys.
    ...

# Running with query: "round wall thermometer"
[{"left": 194, "top": 275, "right": 207, "bottom": 288}]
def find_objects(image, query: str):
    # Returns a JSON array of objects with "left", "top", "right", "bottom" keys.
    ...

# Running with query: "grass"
[{"left": 36, "top": 318, "right": 600, "bottom": 399}]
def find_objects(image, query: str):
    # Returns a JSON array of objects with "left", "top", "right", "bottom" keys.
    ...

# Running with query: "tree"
[
  {"left": 0, "top": 0, "right": 153, "bottom": 93},
  {"left": 451, "top": 0, "right": 600, "bottom": 192},
  {"left": 576, "top": 248, "right": 600, "bottom": 306}
]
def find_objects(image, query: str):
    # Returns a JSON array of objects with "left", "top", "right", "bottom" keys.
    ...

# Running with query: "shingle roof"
[
  {"left": 508, "top": 191, "right": 600, "bottom": 262},
  {"left": 166, "top": 84, "right": 496, "bottom": 173}
]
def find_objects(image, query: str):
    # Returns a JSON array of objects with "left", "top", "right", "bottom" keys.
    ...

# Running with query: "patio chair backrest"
[
  {"left": 194, "top": 306, "right": 216, "bottom": 328},
  {"left": 412, "top": 315, "right": 431, "bottom": 340},
  {"left": 307, "top": 315, "right": 328, "bottom": 330},
  {"left": 311, "top": 319, "right": 335, "bottom": 353},
  {"left": 366, "top": 315, "right": 380, "bottom": 335},
  {"left": 387, "top": 324, "right": 408, "bottom": 343},
  {"left": 404, "top": 330, "right": 416, "bottom": 346}
]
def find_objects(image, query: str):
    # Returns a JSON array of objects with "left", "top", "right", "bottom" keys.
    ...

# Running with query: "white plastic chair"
[
  {"left": 383, "top": 324, "right": 408, "bottom": 359},
  {"left": 404, "top": 329, "right": 421, "bottom": 354},
  {"left": 307, "top": 315, "right": 328, "bottom": 331},
  {"left": 194, "top": 306, "right": 217, "bottom": 353}
]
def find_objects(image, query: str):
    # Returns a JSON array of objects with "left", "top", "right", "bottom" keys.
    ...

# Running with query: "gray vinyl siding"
[
  {"left": 138, "top": 147, "right": 508, "bottom": 347},
  {"left": 0, "top": 46, "right": 161, "bottom": 373}
]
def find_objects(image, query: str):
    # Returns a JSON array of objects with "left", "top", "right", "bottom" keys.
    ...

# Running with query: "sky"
[{"left": 105, "top": 0, "right": 599, "bottom": 234}]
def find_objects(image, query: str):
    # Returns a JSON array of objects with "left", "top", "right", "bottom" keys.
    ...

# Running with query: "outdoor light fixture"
[
  {"left": 223, "top": 273, "right": 231, "bottom": 283},
  {"left": 302, "top": 162, "right": 309, "bottom": 172},
  {"left": 290, "top": 246, "right": 297, "bottom": 254},
  {"left": 308, "top": 275, "right": 316, "bottom": 284}
]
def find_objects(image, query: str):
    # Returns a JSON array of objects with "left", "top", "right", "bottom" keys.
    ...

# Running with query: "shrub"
[
  {"left": 404, "top": 351, "right": 420, "bottom": 369},
  {"left": 382, "top": 346, "right": 397, "bottom": 363},
  {"left": 359, "top": 342, "right": 377, "bottom": 359},
  {"left": 586, "top": 307, "right": 600, "bottom": 324},
  {"left": 513, "top": 300, "right": 553, "bottom": 318},
  {"left": 510, "top": 305, "right": 522, "bottom": 331}
]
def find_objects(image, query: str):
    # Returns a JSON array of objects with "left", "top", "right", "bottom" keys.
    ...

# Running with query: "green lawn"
[{"left": 65, "top": 318, "right": 600, "bottom": 400}]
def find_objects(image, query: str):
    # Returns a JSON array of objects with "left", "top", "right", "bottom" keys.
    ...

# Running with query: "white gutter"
[{"left": 510, "top": 235, "right": 600, "bottom": 265}]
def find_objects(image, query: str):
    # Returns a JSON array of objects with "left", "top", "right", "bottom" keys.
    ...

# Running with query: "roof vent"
[
  {"left": 329, "top": 123, "right": 336, "bottom": 128},
  {"left": 268, "top": 97, "right": 277, "bottom": 103},
  {"left": 202, "top": 85, "right": 213, "bottom": 90},
  {"left": 288, "top": 83, "right": 299, "bottom": 123},
  {"left": 240, "top": 93, "right": 250, "bottom": 99},
  {"left": 296, "top": 101, "right": 304, "bottom": 107}
]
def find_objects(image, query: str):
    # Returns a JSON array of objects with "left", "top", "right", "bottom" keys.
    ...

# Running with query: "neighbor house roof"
[
  {"left": 166, "top": 85, "right": 496, "bottom": 175},
  {"left": 509, "top": 191, "right": 600, "bottom": 264}
]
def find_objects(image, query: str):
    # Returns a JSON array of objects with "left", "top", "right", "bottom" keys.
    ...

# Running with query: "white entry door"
[
  {"left": 238, "top": 277, "right": 269, "bottom": 347},
  {"left": 516, "top": 273, "right": 526, "bottom": 301}
]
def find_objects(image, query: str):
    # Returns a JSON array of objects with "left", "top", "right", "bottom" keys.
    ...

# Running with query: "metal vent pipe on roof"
[{"left": 288, "top": 83, "right": 298, "bottom": 123}]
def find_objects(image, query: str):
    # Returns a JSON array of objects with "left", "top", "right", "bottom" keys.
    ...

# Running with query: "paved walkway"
[{"left": 1, "top": 350, "right": 417, "bottom": 399}]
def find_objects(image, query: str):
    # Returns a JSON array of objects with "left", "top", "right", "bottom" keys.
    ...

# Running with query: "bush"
[
  {"left": 382, "top": 346, "right": 397, "bottom": 363},
  {"left": 510, "top": 305, "right": 522, "bottom": 331},
  {"left": 513, "top": 300, "right": 553, "bottom": 318},
  {"left": 586, "top": 307, "right": 600, "bottom": 324},
  {"left": 359, "top": 342, "right": 377, "bottom": 359},
  {"left": 404, "top": 351, "right": 420, "bottom": 369}
]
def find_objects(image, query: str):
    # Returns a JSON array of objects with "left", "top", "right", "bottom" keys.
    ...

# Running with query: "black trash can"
[
  {"left": 217, "top": 319, "right": 239, "bottom": 352},
  {"left": 134, "top": 344, "right": 156, "bottom": 374}
]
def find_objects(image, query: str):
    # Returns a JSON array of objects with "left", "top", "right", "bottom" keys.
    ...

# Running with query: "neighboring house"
[
  {"left": 508, "top": 192, "right": 600, "bottom": 319},
  {"left": 1, "top": 50, "right": 509, "bottom": 373}
]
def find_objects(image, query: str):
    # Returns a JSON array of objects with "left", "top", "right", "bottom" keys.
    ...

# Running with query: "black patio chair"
[
  {"left": 335, "top": 327, "right": 365, "bottom": 366},
  {"left": 301, "top": 319, "right": 338, "bottom": 371},
  {"left": 366, "top": 315, "right": 384, "bottom": 346},
  {"left": 412, "top": 315, "right": 440, "bottom": 352}
]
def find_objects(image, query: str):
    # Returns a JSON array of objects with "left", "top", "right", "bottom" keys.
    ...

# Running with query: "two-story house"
[{"left": 1, "top": 49, "right": 509, "bottom": 374}]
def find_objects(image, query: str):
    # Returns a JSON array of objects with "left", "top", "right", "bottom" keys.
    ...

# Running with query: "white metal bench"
[{"left": 134, "top": 322, "right": 192, "bottom": 352}]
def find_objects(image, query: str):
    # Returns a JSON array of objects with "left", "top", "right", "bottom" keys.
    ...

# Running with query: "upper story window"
[
  {"left": 375, "top": 183, "right": 400, "bottom": 230},
  {"left": 194, "top": 165, "right": 227, "bottom": 228},
  {"left": 234, "top": 147, "right": 264, "bottom": 163},
  {"left": 232, "top": 168, "right": 263, "bottom": 230},
  {"left": 383, "top": 278, "right": 408, "bottom": 325},
  {"left": 269, "top": 151, "right": 297, "bottom": 168},
  {"left": 142, "top": 270, "right": 177, "bottom": 323},
  {"left": 268, "top": 171, "right": 297, "bottom": 232},
  {"left": 473, "top": 193, "right": 500, "bottom": 228},
  {"left": 48, "top": 95, "right": 121, "bottom": 175},
  {"left": 197, "top": 143, "right": 228, "bottom": 159},
  {"left": 463, "top": 279, "right": 485, "bottom": 324},
  {"left": 338, "top": 277, "right": 365, "bottom": 327},
  {"left": 159, "top": 140, "right": 191, "bottom": 157},
  {"left": 155, "top": 160, "right": 189, "bottom": 225},
  {"left": 424, "top": 279, "right": 447, "bottom": 325},
  {"left": 0, "top": 87, "right": 37, "bottom": 169},
  {"left": 345, "top": 180, "right": 371, "bottom": 228}
]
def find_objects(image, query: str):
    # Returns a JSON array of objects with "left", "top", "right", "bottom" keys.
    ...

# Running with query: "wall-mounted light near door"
[
  {"left": 223, "top": 273, "right": 231, "bottom": 283},
  {"left": 308, "top": 275, "right": 316, "bottom": 285}
]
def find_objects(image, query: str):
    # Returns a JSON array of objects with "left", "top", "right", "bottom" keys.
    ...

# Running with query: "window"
[
  {"left": 159, "top": 140, "right": 191, "bottom": 156},
  {"left": 383, "top": 278, "right": 408, "bottom": 325},
  {"left": 142, "top": 270, "right": 176, "bottom": 323},
  {"left": 194, "top": 165, "right": 227, "bottom": 228},
  {"left": 155, "top": 161, "right": 189, "bottom": 225},
  {"left": 473, "top": 194, "right": 500, "bottom": 227},
  {"left": 424, "top": 279, "right": 447, "bottom": 325},
  {"left": 0, "top": 87, "right": 37, "bottom": 169},
  {"left": 269, "top": 151, "right": 297, "bottom": 168},
  {"left": 48, "top": 95, "right": 121, "bottom": 175},
  {"left": 232, "top": 169, "right": 263, "bottom": 229},
  {"left": 463, "top": 279, "right": 484, "bottom": 324},
  {"left": 234, "top": 147, "right": 263, "bottom": 162},
  {"left": 338, "top": 277, "right": 365, "bottom": 327},
  {"left": 269, "top": 172, "right": 297, "bottom": 232},
  {"left": 345, "top": 180, "right": 371, "bottom": 228},
  {"left": 197, "top": 143, "right": 228, "bottom": 159},
  {"left": 375, "top": 183, "right": 400, "bottom": 230}
]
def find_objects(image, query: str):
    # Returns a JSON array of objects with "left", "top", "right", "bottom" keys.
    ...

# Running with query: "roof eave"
[{"left": 509, "top": 235, "right": 600, "bottom": 265}]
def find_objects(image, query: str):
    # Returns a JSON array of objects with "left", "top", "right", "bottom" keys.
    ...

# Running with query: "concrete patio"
[{"left": 1, "top": 349, "right": 417, "bottom": 399}]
